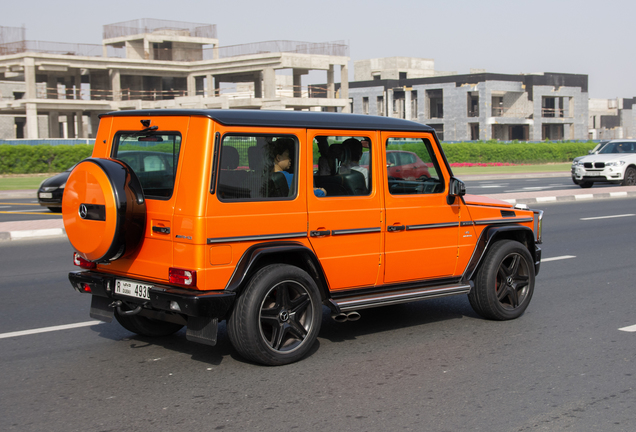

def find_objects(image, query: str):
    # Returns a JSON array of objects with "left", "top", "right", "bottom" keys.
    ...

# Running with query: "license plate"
[
  {"left": 39, "top": 192, "right": 53, "bottom": 198},
  {"left": 585, "top": 172, "right": 602, "bottom": 176},
  {"left": 115, "top": 279, "right": 152, "bottom": 300}
]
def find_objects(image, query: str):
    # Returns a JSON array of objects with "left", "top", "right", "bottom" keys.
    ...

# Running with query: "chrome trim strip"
[
  {"left": 532, "top": 209, "right": 544, "bottom": 244},
  {"left": 331, "top": 227, "right": 382, "bottom": 236},
  {"left": 473, "top": 217, "right": 534, "bottom": 226},
  {"left": 207, "top": 232, "right": 306, "bottom": 244},
  {"left": 460, "top": 221, "right": 474, "bottom": 226},
  {"left": 406, "top": 222, "right": 459, "bottom": 231},
  {"left": 335, "top": 284, "right": 472, "bottom": 312}
]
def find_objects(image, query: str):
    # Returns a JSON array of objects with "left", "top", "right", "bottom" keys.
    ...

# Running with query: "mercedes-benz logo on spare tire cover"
[{"left": 79, "top": 204, "right": 88, "bottom": 219}]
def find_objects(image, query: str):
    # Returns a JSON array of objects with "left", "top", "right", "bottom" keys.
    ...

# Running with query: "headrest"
[{"left": 220, "top": 146, "right": 239, "bottom": 169}]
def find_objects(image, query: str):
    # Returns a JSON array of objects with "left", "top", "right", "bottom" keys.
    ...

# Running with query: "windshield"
[{"left": 598, "top": 142, "right": 636, "bottom": 154}]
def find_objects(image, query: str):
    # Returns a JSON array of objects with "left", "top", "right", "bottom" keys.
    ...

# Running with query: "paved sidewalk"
[{"left": 2, "top": 179, "right": 636, "bottom": 241}]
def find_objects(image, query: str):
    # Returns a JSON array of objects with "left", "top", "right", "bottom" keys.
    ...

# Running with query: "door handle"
[
  {"left": 152, "top": 226, "right": 170, "bottom": 234},
  {"left": 387, "top": 225, "right": 405, "bottom": 232},
  {"left": 310, "top": 230, "right": 331, "bottom": 237}
]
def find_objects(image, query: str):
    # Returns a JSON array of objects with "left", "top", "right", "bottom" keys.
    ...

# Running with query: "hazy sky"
[{"left": 3, "top": 0, "right": 634, "bottom": 99}]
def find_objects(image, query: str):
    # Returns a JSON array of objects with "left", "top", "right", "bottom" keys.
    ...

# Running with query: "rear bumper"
[{"left": 68, "top": 271, "right": 236, "bottom": 319}]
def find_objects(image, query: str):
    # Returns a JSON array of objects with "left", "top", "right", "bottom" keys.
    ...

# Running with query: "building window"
[
  {"left": 426, "top": 90, "right": 443, "bottom": 119},
  {"left": 377, "top": 96, "right": 385, "bottom": 116},
  {"left": 492, "top": 96, "right": 503, "bottom": 117},
  {"left": 362, "top": 97, "right": 369, "bottom": 115},
  {"left": 399, "top": 72, "right": 407, "bottom": 80}
]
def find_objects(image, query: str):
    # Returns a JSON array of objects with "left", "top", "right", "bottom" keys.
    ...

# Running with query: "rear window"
[
  {"left": 112, "top": 132, "right": 182, "bottom": 199},
  {"left": 215, "top": 134, "right": 298, "bottom": 201}
]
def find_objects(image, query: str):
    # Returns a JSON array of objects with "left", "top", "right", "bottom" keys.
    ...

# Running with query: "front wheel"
[
  {"left": 468, "top": 240, "right": 535, "bottom": 320},
  {"left": 622, "top": 167, "right": 636, "bottom": 186},
  {"left": 227, "top": 264, "right": 322, "bottom": 365},
  {"left": 579, "top": 181, "right": 593, "bottom": 188}
]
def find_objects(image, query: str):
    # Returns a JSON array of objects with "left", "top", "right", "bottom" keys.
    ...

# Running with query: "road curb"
[
  {"left": 491, "top": 190, "right": 636, "bottom": 205},
  {"left": 0, "top": 228, "right": 66, "bottom": 242}
]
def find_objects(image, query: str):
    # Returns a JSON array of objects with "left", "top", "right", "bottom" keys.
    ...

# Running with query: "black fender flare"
[
  {"left": 462, "top": 225, "right": 539, "bottom": 283},
  {"left": 224, "top": 241, "right": 331, "bottom": 301}
]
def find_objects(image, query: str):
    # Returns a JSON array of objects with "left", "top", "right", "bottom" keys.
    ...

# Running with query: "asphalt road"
[
  {"left": 0, "top": 198, "right": 62, "bottom": 222},
  {"left": 1, "top": 198, "right": 635, "bottom": 431},
  {"left": 462, "top": 174, "right": 623, "bottom": 194}
]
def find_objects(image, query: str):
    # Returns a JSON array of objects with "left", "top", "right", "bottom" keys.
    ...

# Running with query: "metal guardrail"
[
  {"left": 206, "top": 40, "right": 349, "bottom": 59},
  {"left": 0, "top": 40, "right": 125, "bottom": 57},
  {"left": 0, "top": 139, "right": 95, "bottom": 146},
  {"left": 103, "top": 19, "right": 217, "bottom": 39}
]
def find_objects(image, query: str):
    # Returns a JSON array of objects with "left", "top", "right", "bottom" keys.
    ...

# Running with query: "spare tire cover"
[{"left": 63, "top": 158, "right": 146, "bottom": 262}]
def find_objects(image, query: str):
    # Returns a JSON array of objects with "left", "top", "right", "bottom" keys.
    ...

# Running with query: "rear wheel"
[
  {"left": 468, "top": 240, "right": 535, "bottom": 320},
  {"left": 579, "top": 181, "right": 593, "bottom": 188},
  {"left": 622, "top": 167, "right": 636, "bottom": 186},
  {"left": 227, "top": 264, "right": 322, "bottom": 365}
]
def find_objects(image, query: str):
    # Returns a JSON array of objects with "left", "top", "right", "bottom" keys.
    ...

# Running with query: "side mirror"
[{"left": 447, "top": 177, "right": 466, "bottom": 205}]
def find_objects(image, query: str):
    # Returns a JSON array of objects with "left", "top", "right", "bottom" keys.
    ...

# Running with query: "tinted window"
[
  {"left": 216, "top": 135, "right": 298, "bottom": 201},
  {"left": 313, "top": 135, "right": 372, "bottom": 197},
  {"left": 385, "top": 138, "right": 444, "bottom": 195},
  {"left": 113, "top": 132, "right": 181, "bottom": 199}
]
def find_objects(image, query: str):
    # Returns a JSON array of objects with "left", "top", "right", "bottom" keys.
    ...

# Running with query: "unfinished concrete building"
[
  {"left": 348, "top": 58, "right": 589, "bottom": 141},
  {"left": 588, "top": 97, "right": 636, "bottom": 140},
  {"left": 0, "top": 20, "right": 350, "bottom": 139}
]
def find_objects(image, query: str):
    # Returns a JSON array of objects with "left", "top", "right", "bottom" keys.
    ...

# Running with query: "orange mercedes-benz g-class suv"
[{"left": 64, "top": 109, "right": 543, "bottom": 365}]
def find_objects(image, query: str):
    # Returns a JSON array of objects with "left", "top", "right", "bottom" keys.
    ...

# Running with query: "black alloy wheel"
[
  {"left": 622, "top": 167, "right": 636, "bottom": 186},
  {"left": 468, "top": 240, "right": 535, "bottom": 320},
  {"left": 227, "top": 264, "right": 322, "bottom": 365}
]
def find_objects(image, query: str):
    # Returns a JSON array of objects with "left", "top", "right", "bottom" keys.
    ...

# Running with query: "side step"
[{"left": 332, "top": 283, "right": 472, "bottom": 312}]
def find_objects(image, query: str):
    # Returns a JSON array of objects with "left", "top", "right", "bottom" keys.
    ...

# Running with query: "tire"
[
  {"left": 571, "top": 175, "right": 580, "bottom": 185},
  {"left": 227, "top": 264, "right": 322, "bottom": 365},
  {"left": 579, "top": 181, "right": 593, "bottom": 188},
  {"left": 468, "top": 240, "right": 535, "bottom": 321},
  {"left": 62, "top": 158, "right": 146, "bottom": 262},
  {"left": 48, "top": 207, "right": 62, "bottom": 213},
  {"left": 622, "top": 167, "right": 636, "bottom": 186},
  {"left": 115, "top": 311, "right": 183, "bottom": 337}
]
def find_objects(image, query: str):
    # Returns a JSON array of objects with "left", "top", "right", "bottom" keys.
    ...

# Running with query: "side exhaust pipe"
[{"left": 331, "top": 311, "right": 361, "bottom": 322}]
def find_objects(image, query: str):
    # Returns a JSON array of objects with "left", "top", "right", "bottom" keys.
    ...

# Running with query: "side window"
[
  {"left": 113, "top": 132, "right": 181, "bottom": 199},
  {"left": 386, "top": 138, "right": 444, "bottom": 195},
  {"left": 313, "top": 135, "right": 372, "bottom": 197},
  {"left": 216, "top": 134, "right": 298, "bottom": 201}
]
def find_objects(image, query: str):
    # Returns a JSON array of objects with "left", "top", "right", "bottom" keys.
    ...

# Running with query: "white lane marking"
[
  {"left": 0, "top": 206, "right": 11, "bottom": 208},
  {"left": 476, "top": 185, "right": 505, "bottom": 188},
  {"left": 610, "top": 192, "right": 628, "bottom": 198},
  {"left": 0, "top": 321, "right": 103, "bottom": 340},
  {"left": 542, "top": 255, "right": 576, "bottom": 262},
  {"left": 619, "top": 324, "right": 636, "bottom": 332},
  {"left": 580, "top": 214, "right": 635, "bottom": 221},
  {"left": 575, "top": 194, "right": 594, "bottom": 200}
]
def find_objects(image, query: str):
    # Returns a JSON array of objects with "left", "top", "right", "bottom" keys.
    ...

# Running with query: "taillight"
[
  {"left": 169, "top": 267, "right": 197, "bottom": 287},
  {"left": 73, "top": 252, "right": 96, "bottom": 270}
]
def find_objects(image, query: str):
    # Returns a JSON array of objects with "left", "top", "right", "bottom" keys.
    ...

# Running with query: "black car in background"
[
  {"left": 37, "top": 151, "right": 176, "bottom": 212},
  {"left": 37, "top": 166, "right": 74, "bottom": 212}
]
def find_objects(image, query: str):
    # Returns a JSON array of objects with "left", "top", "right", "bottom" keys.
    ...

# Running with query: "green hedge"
[
  {"left": 0, "top": 145, "right": 94, "bottom": 174},
  {"left": 440, "top": 141, "right": 597, "bottom": 164},
  {"left": 0, "top": 141, "right": 599, "bottom": 174}
]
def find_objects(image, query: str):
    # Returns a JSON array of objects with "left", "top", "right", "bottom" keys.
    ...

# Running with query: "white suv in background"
[{"left": 573, "top": 140, "right": 636, "bottom": 188}]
